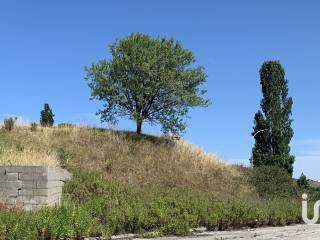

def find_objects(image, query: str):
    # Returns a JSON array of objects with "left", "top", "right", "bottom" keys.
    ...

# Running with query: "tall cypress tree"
[
  {"left": 40, "top": 103, "right": 55, "bottom": 127},
  {"left": 252, "top": 61, "right": 295, "bottom": 175}
]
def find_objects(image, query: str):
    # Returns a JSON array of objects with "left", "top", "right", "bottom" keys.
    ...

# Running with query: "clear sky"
[{"left": 0, "top": 1, "right": 319, "bottom": 179}]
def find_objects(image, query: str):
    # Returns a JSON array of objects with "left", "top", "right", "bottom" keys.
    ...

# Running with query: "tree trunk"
[{"left": 136, "top": 120, "right": 142, "bottom": 134}]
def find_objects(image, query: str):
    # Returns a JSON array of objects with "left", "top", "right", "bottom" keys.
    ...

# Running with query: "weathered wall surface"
[{"left": 0, "top": 166, "right": 71, "bottom": 211}]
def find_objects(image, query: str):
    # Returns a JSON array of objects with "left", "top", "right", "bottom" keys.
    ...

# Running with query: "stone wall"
[{"left": 0, "top": 166, "right": 71, "bottom": 211}]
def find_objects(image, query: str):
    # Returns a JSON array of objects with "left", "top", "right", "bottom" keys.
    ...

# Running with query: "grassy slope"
[
  {"left": 0, "top": 125, "right": 304, "bottom": 239},
  {"left": 0, "top": 125, "right": 251, "bottom": 198}
]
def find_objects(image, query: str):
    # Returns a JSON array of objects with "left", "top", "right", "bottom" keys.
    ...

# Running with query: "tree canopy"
[{"left": 85, "top": 33, "right": 209, "bottom": 135}]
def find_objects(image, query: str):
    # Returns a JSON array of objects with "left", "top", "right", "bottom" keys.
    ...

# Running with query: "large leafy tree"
[
  {"left": 252, "top": 61, "right": 295, "bottom": 175},
  {"left": 85, "top": 33, "right": 209, "bottom": 135}
]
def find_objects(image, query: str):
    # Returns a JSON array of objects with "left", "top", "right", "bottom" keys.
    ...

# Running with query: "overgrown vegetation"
[
  {"left": 0, "top": 125, "right": 310, "bottom": 239},
  {"left": 0, "top": 170, "right": 302, "bottom": 239}
]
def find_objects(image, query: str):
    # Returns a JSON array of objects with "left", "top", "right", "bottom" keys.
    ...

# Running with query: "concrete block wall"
[{"left": 0, "top": 166, "right": 71, "bottom": 211}]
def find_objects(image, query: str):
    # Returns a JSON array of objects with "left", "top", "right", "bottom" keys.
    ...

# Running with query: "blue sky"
[{"left": 0, "top": 1, "right": 319, "bottom": 179}]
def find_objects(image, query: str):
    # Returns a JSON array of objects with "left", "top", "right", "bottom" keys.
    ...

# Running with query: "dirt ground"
[{"left": 137, "top": 224, "right": 320, "bottom": 240}]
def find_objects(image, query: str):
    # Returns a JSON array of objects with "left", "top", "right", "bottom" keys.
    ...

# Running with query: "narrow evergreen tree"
[
  {"left": 297, "top": 173, "right": 309, "bottom": 189},
  {"left": 40, "top": 103, "right": 55, "bottom": 127},
  {"left": 252, "top": 61, "right": 295, "bottom": 175}
]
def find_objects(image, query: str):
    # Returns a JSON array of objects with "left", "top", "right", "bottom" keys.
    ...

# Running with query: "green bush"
[
  {"left": 248, "top": 166, "right": 299, "bottom": 199},
  {"left": 0, "top": 206, "right": 109, "bottom": 239}
]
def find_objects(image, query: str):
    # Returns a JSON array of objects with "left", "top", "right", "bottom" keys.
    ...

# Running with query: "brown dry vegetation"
[{"left": 0, "top": 125, "right": 253, "bottom": 198}]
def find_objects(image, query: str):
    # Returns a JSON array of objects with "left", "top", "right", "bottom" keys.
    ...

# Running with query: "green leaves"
[
  {"left": 86, "top": 33, "right": 209, "bottom": 135},
  {"left": 40, "top": 103, "right": 55, "bottom": 127},
  {"left": 252, "top": 61, "right": 295, "bottom": 175}
]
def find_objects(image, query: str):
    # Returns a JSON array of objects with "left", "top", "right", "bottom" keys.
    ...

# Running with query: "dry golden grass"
[
  {"left": 0, "top": 148, "right": 58, "bottom": 167},
  {"left": 0, "top": 125, "right": 252, "bottom": 198}
]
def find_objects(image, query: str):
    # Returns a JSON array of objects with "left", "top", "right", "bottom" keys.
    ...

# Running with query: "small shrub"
[
  {"left": 3, "top": 117, "right": 16, "bottom": 131},
  {"left": 58, "top": 123, "right": 75, "bottom": 128},
  {"left": 30, "top": 122, "right": 38, "bottom": 132}
]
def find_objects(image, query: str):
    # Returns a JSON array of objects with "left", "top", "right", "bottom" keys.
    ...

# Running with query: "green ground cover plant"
[{"left": 0, "top": 170, "right": 303, "bottom": 239}]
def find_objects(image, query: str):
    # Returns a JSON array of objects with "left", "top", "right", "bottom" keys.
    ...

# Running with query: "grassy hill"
[
  {"left": 0, "top": 124, "right": 251, "bottom": 198},
  {"left": 0, "top": 124, "right": 304, "bottom": 239}
]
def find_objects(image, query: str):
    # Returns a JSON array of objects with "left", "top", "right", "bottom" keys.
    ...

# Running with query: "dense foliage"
[
  {"left": 297, "top": 173, "right": 309, "bottom": 189},
  {"left": 86, "top": 33, "right": 209, "bottom": 135},
  {"left": 252, "top": 61, "right": 295, "bottom": 174},
  {"left": 248, "top": 166, "right": 299, "bottom": 199},
  {"left": 40, "top": 103, "right": 55, "bottom": 127}
]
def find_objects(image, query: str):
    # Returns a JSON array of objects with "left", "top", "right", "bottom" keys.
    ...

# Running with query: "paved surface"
[{"left": 137, "top": 224, "right": 320, "bottom": 240}]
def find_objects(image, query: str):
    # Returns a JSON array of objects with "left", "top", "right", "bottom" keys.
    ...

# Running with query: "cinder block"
[
  {"left": 4, "top": 197, "right": 17, "bottom": 205},
  {"left": 32, "top": 189, "right": 47, "bottom": 196},
  {"left": 49, "top": 168, "right": 72, "bottom": 180},
  {"left": 37, "top": 180, "right": 64, "bottom": 188},
  {"left": 19, "top": 173, "right": 47, "bottom": 181},
  {"left": 0, "top": 166, "right": 71, "bottom": 211},
  {"left": 0, "top": 167, "right": 6, "bottom": 174},
  {"left": 33, "top": 188, "right": 62, "bottom": 196},
  {"left": 18, "top": 189, "right": 34, "bottom": 196},
  {"left": 0, "top": 181, "right": 22, "bottom": 190},
  {"left": 19, "top": 190, "right": 63, "bottom": 204},
  {"left": 0, "top": 173, "right": 19, "bottom": 181},
  {"left": 22, "top": 180, "right": 37, "bottom": 189},
  {"left": 6, "top": 173, "right": 19, "bottom": 181},
  {"left": 17, "top": 195, "right": 37, "bottom": 204},
  {"left": 6, "top": 166, "right": 35, "bottom": 173},
  {"left": 1, "top": 188, "right": 19, "bottom": 197},
  {"left": 0, "top": 174, "right": 7, "bottom": 180},
  {"left": 34, "top": 196, "right": 54, "bottom": 205}
]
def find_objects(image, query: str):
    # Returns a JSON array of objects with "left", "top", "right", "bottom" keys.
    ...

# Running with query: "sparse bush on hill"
[
  {"left": 30, "top": 122, "right": 38, "bottom": 132},
  {"left": 58, "top": 123, "right": 75, "bottom": 128},
  {"left": 3, "top": 117, "right": 16, "bottom": 131}
]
